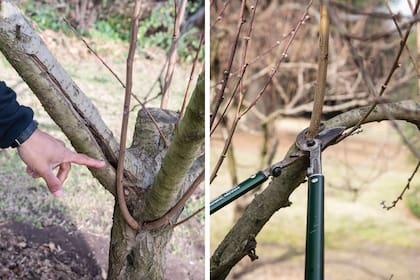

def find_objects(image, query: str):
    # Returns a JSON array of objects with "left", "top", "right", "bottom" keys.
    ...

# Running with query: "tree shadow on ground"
[{"left": 231, "top": 245, "right": 304, "bottom": 279}]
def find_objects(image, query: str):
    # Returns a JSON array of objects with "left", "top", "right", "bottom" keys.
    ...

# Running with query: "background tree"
[
  {"left": 210, "top": 0, "right": 420, "bottom": 278},
  {"left": 0, "top": 0, "right": 204, "bottom": 278}
]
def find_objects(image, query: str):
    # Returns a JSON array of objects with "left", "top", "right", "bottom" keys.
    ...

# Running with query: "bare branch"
[
  {"left": 210, "top": 0, "right": 247, "bottom": 129},
  {"left": 329, "top": 2, "right": 420, "bottom": 148},
  {"left": 178, "top": 31, "right": 204, "bottom": 121},
  {"left": 381, "top": 161, "right": 420, "bottom": 210},
  {"left": 116, "top": 0, "right": 142, "bottom": 230},
  {"left": 240, "top": 0, "right": 313, "bottom": 116},
  {"left": 144, "top": 171, "right": 204, "bottom": 230},
  {"left": 63, "top": 17, "right": 169, "bottom": 147},
  {"left": 331, "top": 1, "right": 404, "bottom": 19},
  {"left": 341, "top": 13, "right": 420, "bottom": 41},
  {"left": 384, "top": 1, "right": 418, "bottom": 78},
  {"left": 174, "top": 206, "right": 204, "bottom": 227},
  {"left": 161, "top": 0, "right": 188, "bottom": 108},
  {"left": 211, "top": 0, "right": 232, "bottom": 29},
  {"left": 210, "top": 0, "right": 260, "bottom": 182},
  {"left": 308, "top": 2, "right": 329, "bottom": 138}
]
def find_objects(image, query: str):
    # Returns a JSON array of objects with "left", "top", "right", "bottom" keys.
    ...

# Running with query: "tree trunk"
[{"left": 0, "top": 2, "right": 205, "bottom": 278}]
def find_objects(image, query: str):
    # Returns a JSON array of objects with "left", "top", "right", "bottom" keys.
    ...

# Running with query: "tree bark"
[
  {"left": 107, "top": 105, "right": 204, "bottom": 279},
  {"left": 0, "top": 1, "right": 132, "bottom": 194},
  {"left": 107, "top": 108, "right": 177, "bottom": 279},
  {"left": 211, "top": 100, "right": 420, "bottom": 279},
  {"left": 145, "top": 73, "right": 205, "bottom": 221}
]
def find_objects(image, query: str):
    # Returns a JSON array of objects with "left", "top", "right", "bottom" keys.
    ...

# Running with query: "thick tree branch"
[
  {"left": 211, "top": 100, "right": 420, "bottom": 279},
  {"left": 0, "top": 1, "right": 145, "bottom": 194},
  {"left": 144, "top": 73, "right": 205, "bottom": 221}
]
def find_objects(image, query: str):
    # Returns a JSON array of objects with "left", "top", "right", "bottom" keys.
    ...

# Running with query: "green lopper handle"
[
  {"left": 210, "top": 171, "right": 268, "bottom": 215},
  {"left": 305, "top": 174, "right": 324, "bottom": 280}
]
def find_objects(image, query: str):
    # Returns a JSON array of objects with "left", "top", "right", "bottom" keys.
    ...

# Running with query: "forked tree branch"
[
  {"left": 211, "top": 1, "right": 313, "bottom": 183},
  {"left": 239, "top": 0, "right": 313, "bottom": 116}
]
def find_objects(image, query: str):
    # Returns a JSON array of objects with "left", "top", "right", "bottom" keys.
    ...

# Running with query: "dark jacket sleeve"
[{"left": 0, "top": 81, "right": 34, "bottom": 148}]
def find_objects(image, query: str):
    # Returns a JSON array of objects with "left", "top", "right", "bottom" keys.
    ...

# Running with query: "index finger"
[{"left": 67, "top": 152, "right": 106, "bottom": 168}]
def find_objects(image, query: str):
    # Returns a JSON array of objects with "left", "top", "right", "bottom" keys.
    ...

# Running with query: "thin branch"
[
  {"left": 381, "top": 161, "right": 420, "bottom": 210},
  {"left": 63, "top": 18, "right": 168, "bottom": 147},
  {"left": 209, "top": 34, "right": 296, "bottom": 92},
  {"left": 331, "top": 0, "right": 404, "bottom": 19},
  {"left": 308, "top": 2, "right": 329, "bottom": 138},
  {"left": 408, "top": 0, "right": 415, "bottom": 14},
  {"left": 341, "top": 13, "right": 420, "bottom": 41},
  {"left": 211, "top": 0, "right": 232, "bottom": 29},
  {"left": 142, "top": 63, "right": 166, "bottom": 102},
  {"left": 210, "top": 0, "right": 259, "bottom": 182},
  {"left": 210, "top": 65, "right": 247, "bottom": 136},
  {"left": 384, "top": 0, "right": 418, "bottom": 76},
  {"left": 117, "top": 0, "right": 142, "bottom": 230},
  {"left": 211, "top": 0, "right": 260, "bottom": 136},
  {"left": 174, "top": 206, "right": 204, "bottom": 227},
  {"left": 161, "top": 0, "right": 188, "bottom": 108},
  {"left": 330, "top": 2, "right": 420, "bottom": 146},
  {"left": 210, "top": 0, "right": 247, "bottom": 129},
  {"left": 239, "top": 0, "right": 313, "bottom": 116},
  {"left": 210, "top": 115, "right": 240, "bottom": 183},
  {"left": 178, "top": 31, "right": 204, "bottom": 122},
  {"left": 143, "top": 171, "right": 204, "bottom": 230}
]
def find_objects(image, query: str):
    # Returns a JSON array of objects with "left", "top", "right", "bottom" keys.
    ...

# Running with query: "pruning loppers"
[
  {"left": 210, "top": 126, "right": 345, "bottom": 216},
  {"left": 295, "top": 126, "right": 345, "bottom": 280},
  {"left": 210, "top": 126, "right": 346, "bottom": 279}
]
